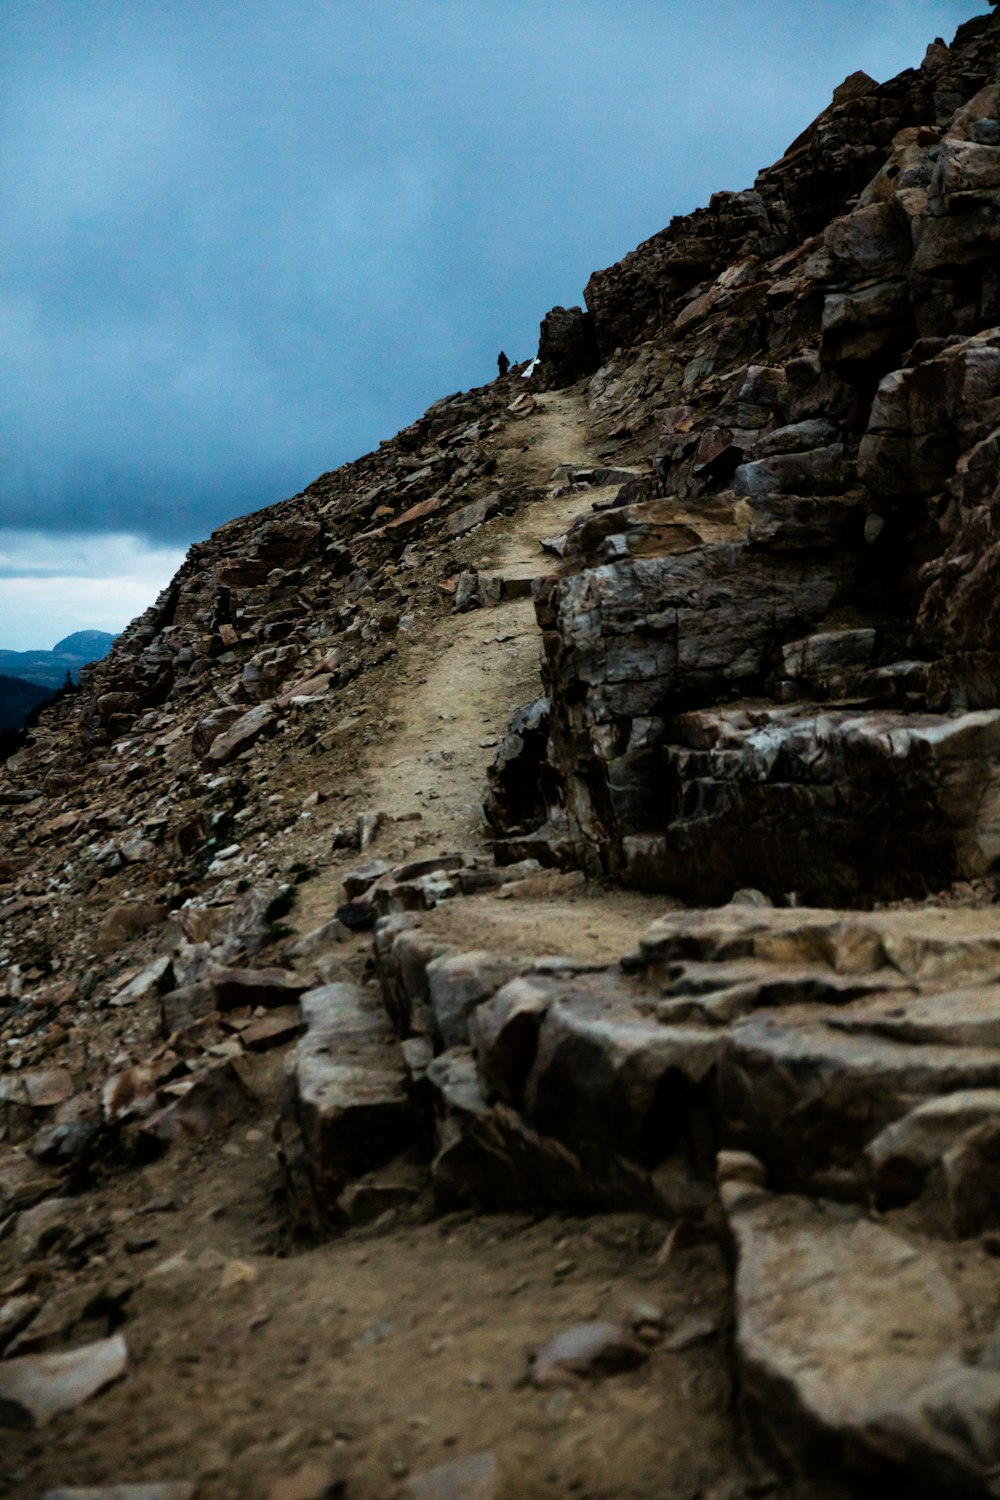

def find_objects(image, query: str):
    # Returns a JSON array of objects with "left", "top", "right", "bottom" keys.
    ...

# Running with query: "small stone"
[
  {"left": 630, "top": 1300, "right": 664, "bottom": 1328},
  {"left": 0, "top": 1333, "right": 128, "bottom": 1427},
  {"left": 401, "top": 1450, "right": 498, "bottom": 1500},
  {"left": 123, "top": 1234, "right": 159, "bottom": 1255},
  {"left": 664, "top": 1316, "right": 719, "bottom": 1351},
  {"left": 530, "top": 1321, "right": 648, "bottom": 1387}
]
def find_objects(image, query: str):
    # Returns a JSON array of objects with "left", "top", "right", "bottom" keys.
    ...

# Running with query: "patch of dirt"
[{"left": 8, "top": 1141, "right": 743, "bottom": 1500}]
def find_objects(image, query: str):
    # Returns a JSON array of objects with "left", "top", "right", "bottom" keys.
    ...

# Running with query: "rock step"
[
  {"left": 371, "top": 905, "right": 1000, "bottom": 1229},
  {"left": 724, "top": 1179, "right": 1000, "bottom": 1497},
  {"left": 277, "top": 982, "right": 418, "bottom": 1233}
]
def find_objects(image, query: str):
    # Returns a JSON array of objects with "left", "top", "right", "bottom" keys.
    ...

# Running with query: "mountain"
[
  {"left": 0, "top": 673, "right": 53, "bottom": 734},
  {"left": 4, "top": 12, "right": 1000, "bottom": 1497},
  {"left": 0, "top": 628, "right": 114, "bottom": 693}
]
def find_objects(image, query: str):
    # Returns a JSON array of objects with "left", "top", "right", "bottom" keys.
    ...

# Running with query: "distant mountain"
[
  {"left": 0, "top": 629, "right": 115, "bottom": 692},
  {"left": 0, "top": 673, "right": 54, "bottom": 734}
]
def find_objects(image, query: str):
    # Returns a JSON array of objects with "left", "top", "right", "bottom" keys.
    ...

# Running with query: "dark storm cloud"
[{"left": 1, "top": 0, "right": 990, "bottom": 546}]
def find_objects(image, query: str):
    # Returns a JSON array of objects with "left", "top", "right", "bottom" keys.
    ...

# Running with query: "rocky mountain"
[
  {"left": 5, "top": 11, "right": 1000, "bottom": 1500},
  {"left": 0, "top": 630, "right": 115, "bottom": 695}
]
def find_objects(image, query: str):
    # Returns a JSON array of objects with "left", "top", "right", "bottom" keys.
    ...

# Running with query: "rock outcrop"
[{"left": 488, "top": 14, "right": 1000, "bottom": 906}]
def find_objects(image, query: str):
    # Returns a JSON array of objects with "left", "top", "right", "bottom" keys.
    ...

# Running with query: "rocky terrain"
[{"left": 6, "top": 10, "right": 1000, "bottom": 1499}]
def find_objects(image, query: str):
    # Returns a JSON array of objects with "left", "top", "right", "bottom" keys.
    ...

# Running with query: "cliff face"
[
  {"left": 10, "top": 13, "right": 1000, "bottom": 1500},
  {"left": 490, "top": 12, "right": 1000, "bottom": 904}
]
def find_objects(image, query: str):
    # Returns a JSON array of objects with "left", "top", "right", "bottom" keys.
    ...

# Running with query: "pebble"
[
  {"left": 530, "top": 1320, "right": 648, "bottom": 1387},
  {"left": 664, "top": 1316, "right": 719, "bottom": 1352}
]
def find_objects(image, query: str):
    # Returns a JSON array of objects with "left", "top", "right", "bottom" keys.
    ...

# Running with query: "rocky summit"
[{"left": 8, "top": 11, "right": 1000, "bottom": 1500}]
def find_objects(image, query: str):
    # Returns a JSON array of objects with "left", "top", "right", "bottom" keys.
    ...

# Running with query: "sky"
[{"left": 1, "top": 0, "right": 991, "bottom": 649}]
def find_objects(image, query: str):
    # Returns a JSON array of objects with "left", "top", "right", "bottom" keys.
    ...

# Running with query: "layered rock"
[{"left": 489, "top": 12, "right": 1000, "bottom": 905}]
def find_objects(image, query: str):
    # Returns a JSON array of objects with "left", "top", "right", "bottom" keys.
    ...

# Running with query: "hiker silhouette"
[{"left": 497, "top": 351, "right": 510, "bottom": 377}]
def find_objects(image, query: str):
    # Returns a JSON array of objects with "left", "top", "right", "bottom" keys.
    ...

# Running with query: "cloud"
[{"left": 0, "top": 532, "right": 187, "bottom": 650}]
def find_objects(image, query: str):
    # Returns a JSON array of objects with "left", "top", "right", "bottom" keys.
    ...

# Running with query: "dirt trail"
[
  {"left": 352, "top": 386, "right": 674, "bottom": 964},
  {"left": 370, "top": 385, "right": 613, "bottom": 853},
  {"left": 495, "top": 386, "right": 599, "bottom": 486}
]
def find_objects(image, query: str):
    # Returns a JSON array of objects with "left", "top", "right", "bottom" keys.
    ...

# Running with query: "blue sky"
[{"left": 1, "top": 0, "right": 991, "bottom": 647}]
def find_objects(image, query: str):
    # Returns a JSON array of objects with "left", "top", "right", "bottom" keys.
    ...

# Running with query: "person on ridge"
[{"left": 497, "top": 351, "right": 510, "bottom": 377}]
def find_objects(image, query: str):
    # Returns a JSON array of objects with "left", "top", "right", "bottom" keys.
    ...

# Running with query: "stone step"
[
  {"left": 720, "top": 1012, "right": 1000, "bottom": 1198},
  {"left": 724, "top": 1177, "right": 1000, "bottom": 1496},
  {"left": 277, "top": 982, "right": 418, "bottom": 1232}
]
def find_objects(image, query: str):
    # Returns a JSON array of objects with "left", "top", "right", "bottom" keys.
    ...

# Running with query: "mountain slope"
[{"left": 5, "top": 12, "right": 1000, "bottom": 1499}]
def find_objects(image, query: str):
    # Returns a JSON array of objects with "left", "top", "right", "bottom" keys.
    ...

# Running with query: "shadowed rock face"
[{"left": 486, "top": 12, "right": 1000, "bottom": 906}]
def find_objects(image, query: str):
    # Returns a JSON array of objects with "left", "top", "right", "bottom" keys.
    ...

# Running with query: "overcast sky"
[{"left": 1, "top": 0, "right": 990, "bottom": 649}]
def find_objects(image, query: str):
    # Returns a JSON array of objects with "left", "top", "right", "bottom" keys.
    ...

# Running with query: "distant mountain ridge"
[
  {"left": 0, "top": 673, "right": 54, "bottom": 734},
  {"left": 0, "top": 629, "right": 115, "bottom": 692}
]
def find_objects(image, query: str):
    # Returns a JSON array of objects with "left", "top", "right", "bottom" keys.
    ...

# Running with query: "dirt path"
[
  {"left": 370, "top": 385, "right": 617, "bottom": 856},
  {"left": 495, "top": 386, "right": 599, "bottom": 486}
]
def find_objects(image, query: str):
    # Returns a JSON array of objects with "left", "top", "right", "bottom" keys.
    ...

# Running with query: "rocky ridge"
[{"left": 6, "top": 11, "right": 1000, "bottom": 1500}]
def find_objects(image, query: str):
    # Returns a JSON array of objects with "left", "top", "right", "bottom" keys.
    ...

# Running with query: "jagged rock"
[
  {"left": 866, "top": 1089, "right": 1000, "bottom": 1213},
  {"left": 278, "top": 983, "right": 417, "bottom": 1231},
  {"left": 425, "top": 1048, "right": 592, "bottom": 1211},
  {"left": 719, "top": 1013, "right": 1000, "bottom": 1197},
  {"left": 208, "top": 965, "right": 310, "bottom": 1011},
  {"left": 445, "top": 493, "right": 501, "bottom": 537},
  {"left": 425, "top": 951, "right": 525, "bottom": 1049},
  {"left": 141, "top": 1059, "right": 255, "bottom": 1144},
  {"left": 524, "top": 986, "right": 718, "bottom": 1166},
  {"left": 191, "top": 706, "right": 242, "bottom": 757},
  {"left": 96, "top": 903, "right": 168, "bottom": 953},
  {"left": 534, "top": 305, "right": 600, "bottom": 391},
  {"left": 205, "top": 702, "right": 278, "bottom": 763},
  {"left": 617, "top": 706, "right": 1000, "bottom": 904}
]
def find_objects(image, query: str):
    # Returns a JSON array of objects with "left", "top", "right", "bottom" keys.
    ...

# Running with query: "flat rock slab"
[
  {"left": 0, "top": 1333, "right": 128, "bottom": 1427},
  {"left": 720, "top": 1013, "right": 1000, "bottom": 1193},
  {"left": 831, "top": 984, "right": 1000, "bottom": 1049},
  {"left": 640, "top": 907, "right": 1000, "bottom": 985},
  {"left": 726, "top": 1184, "right": 1000, "bottom": 1494},
  {"left": 279, "top": 983, "right": 417, "bottom": 1229}
]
